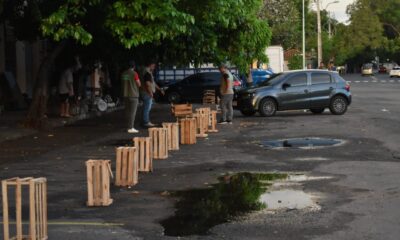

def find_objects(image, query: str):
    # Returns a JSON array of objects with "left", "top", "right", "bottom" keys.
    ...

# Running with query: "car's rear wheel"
[
  {"left": 310, "top": 108, "right": 325, "bottom": 114},
  {"left": 168, "top": 92, "right": 181, "bottom": 103},
  {"left": 259, "top": 98, "right": 277, "bottom": 117},
  {"left": 329, "top": 96, "right": 348, "bottom": 115},
  {"left": 240, "top": 109, "right": 256, "bottom": 116}
]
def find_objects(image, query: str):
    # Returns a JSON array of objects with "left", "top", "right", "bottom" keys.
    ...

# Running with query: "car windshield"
[
  {"left": 257, "top": 73, "right": 285, "bottom": 86},
  {"left": 393, "top": 67, "right": 400, "bottom": 70}
]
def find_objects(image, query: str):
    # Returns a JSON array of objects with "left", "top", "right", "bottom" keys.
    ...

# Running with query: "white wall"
[{"left": 266, "top": 46, "right": 284, "bottom": 73}]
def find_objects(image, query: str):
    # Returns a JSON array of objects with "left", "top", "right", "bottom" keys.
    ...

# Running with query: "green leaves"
[{"left": 105, "top": 0, "right": 194, "bottom": 49}]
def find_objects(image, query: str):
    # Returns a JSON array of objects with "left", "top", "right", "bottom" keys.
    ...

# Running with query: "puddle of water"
[
  {"left": 160, "top": 172, "right": 287, "bottom": 236},
  {"left": 260, "top": 190, "right": 320, "bottom": 210},
  {"left": 288, "top": 174, "right": 333, "bottom": 182},
  {"left": 260, "top": 137, "right": 344, "bottom": 149}
]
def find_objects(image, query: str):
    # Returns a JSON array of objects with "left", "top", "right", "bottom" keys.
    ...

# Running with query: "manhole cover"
[{"left": 260, "top": 138, "right": 344, "bottom": 149}]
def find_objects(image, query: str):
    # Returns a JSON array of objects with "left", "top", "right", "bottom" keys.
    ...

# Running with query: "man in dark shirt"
[{"left": 140, "top": 61, "right": 163, "bottom": 127}]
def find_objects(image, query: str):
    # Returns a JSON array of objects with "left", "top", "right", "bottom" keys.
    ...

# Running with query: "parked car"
[
  {"left": 378, "top": 65, "right": 387, "bottom": 73},
  {"left": 236, "top": 70, "right": 352, "bottom": 117},
  {"left": 164, "top": 72, "right": 243, "bottom": 103},
  {"left": 389, "top": 66, "right": 400, "bottom": 77},
  {"left": 251, "top": 69, "right": 274, "bottom": 85},
  {"left": 361, "top": 63, "right": 374, "bottom": 76}
]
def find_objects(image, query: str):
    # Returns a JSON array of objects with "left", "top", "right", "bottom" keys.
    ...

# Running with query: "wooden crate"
[
  {"left": 86, "top": 160, "right": 113, "bottom": 207},
  {"left": 2, "top": 177, "right": 47, "bottom": 240},
  {"left": 179, "top": 118, "right": 197, "bottom": 144},
  {"left": 202, "top": 90, "right": 216, "bottom": 104},
  {"left": 133, "top": 137, "right": 153, "bottom": 172},
  {"left": 209, "top": 110, "right": 219, "bottom": 133},
  {"left": 149, "top": 128, "right": 168, "bottom": 160},
  {"left": 171, "top": 103, "right": 193, "bottom": 118},
  {"left": 193, "top": 113, "right": 208, "bottom": 138},
  {"left": 115, "top": 147, "right": 138, "bottom": 187},
  {"left": 196, "top": 107, "right": 211, "bottom": 132},
  {"left": 162, "top": 122, "right": 180, "bottom": 151}
]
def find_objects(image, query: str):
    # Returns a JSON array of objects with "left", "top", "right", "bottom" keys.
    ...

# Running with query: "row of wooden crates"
[
  {"left": 1, "top": 107, "right": 219, "bottom": 240},
  {"left": 86, "top": 106, "right": 219, "bottom": 207}
]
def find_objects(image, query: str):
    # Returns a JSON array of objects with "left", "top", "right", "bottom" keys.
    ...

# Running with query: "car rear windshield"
[
  {"left": 393, "top": 67, "right": 400, "bottom": 70},
  {"left": 334, "top": 74, "right": 346, "bottom": 83},
  {"left": 258, "top": 73, "right": 285, "bottom": 86}
]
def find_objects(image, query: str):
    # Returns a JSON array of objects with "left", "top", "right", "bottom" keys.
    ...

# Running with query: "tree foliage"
[
  {"left": 39, "top": 0, "right": 271, "bottom": 72},
  {"left": 261, "top": 0, "right": 301, "bottom": 49}
]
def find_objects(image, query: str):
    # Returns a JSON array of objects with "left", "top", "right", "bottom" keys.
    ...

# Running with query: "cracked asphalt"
[{"left": 0, "top": 73, "right": 399, "bottom": 240}]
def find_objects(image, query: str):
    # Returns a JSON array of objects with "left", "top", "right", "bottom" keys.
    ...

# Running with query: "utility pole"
[
  {"left": 316, "top": 0, "right": 322, "bottom": 66},
  {"left": 328, "top": 12, "right": 332, "bottom": 39}
]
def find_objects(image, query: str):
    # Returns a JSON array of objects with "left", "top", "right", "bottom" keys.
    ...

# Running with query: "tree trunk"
[
  {"left": 247, "top": 64, "right": 253, "bottom": 87},
  {"left": 24, "top": 41, "right": 67, "bottom": 129}
]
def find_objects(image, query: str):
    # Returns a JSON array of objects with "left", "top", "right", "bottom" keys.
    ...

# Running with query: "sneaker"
[
  {"left": 127, "top": 128, "right": 139, "bottom": 133},
  {"left": 143, "top": 122, "right": 156, "bottom": 128},
  {"left": 227, "top": 121, "right": 233, "bottom": 124},
  {"left": 218, "top": 120, "right": 228, "bottom": 125}
]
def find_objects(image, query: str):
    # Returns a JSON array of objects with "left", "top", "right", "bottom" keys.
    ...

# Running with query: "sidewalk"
[{"left": 0, "top": 105, "right": 124, "bottom": 144}]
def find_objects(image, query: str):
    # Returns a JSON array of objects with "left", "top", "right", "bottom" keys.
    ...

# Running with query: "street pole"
[
  {"left": 328, "top": 12, "right": 332, "bottom": 39},
  {"left": 316, "top": 0, "right": 322, "bottom": 66},
  {"left": 302, "top": 0, "right": 306, "bottom": 69}
]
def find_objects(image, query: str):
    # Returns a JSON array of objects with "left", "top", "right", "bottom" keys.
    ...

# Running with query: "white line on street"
[
  {"left": 355, "top": 81, "right": 360, "bottom": 83},
  {"left": 381, "top": 80, "right": 387, "bottom": 83}
]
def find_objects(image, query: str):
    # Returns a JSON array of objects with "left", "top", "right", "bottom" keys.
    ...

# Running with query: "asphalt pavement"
[{"left": 0, "top": 73, "right": 400, "bottom": 240}]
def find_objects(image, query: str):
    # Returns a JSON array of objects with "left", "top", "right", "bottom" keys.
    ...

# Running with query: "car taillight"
[{"left": 345, "top": 83, "right": 350, "bottom": 91}]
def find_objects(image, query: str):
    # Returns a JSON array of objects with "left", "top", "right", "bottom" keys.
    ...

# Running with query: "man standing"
[
  {"left": 59, "top": 60, "right": 80, "bottom": 117},
  {"left": 122, "top": 60, "right": 141, "bottom": 133},
  {"left": 140, "top": 61, "right": 163, "bottom": 127},
  {"left": 218, "top": 64, "right": 234, "bottom": 124}
]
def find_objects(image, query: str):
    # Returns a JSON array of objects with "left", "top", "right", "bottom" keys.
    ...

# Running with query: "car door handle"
[
  {"left": 329, "top": 87, "right": 334, "bottom": 90},
  {"left": 304, "top": 89, "right": 309, "bottom": 93}
]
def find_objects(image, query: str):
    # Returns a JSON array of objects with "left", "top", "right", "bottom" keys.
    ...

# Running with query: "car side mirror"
[{"left": 282, "top": 83, "right": 291, "bottom": 90}]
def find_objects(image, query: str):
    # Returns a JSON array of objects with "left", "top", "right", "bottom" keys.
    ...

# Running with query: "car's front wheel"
[
  {"left": 240, "top": 109, "right": 256, "bottom": 116},
  {"left": 167, "top": 92, "right": 181, "bottom": 103},
  {"left": 310, "top": 108, "right": 325, "bottom": 114},
  {"left": 259, "top": 98, "right": 277, "bottom": 117},
  {"left": 329, "top": 96, "right": 348, "bottom": 115}
]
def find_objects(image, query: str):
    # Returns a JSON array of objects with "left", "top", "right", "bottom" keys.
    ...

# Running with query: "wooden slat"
[
  {"left": 121, "top": 148, "right": 128, "bottom": 185},
  {"left": 2, "top": 180, "right": 9, "bottom": 240},
  {"left": 28, "top": 179, "right": 35, "bottom": 240},
  {"left": 94, "top": 163, "right": 101, "bottom": 205},
  {"left": 35, "top": 182, "right": 40, "bottom": 240},
  {"left": 86, "top": 162, "right": 94, "bottom": 206},
  {"left": 127, "top": 148, "right": 133, "bottom": 185},
  {"left": 102, "top": 161, "right": 109, "bottom": 205},
  {"left": 115, "top": 147, "right": 122, "bottom": 186},
  {"left": 42, "top": 181, "right": 48, "bottom": 238},
  {"left": 16, "top": 179, "right": 22, "bottom": 240}
]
